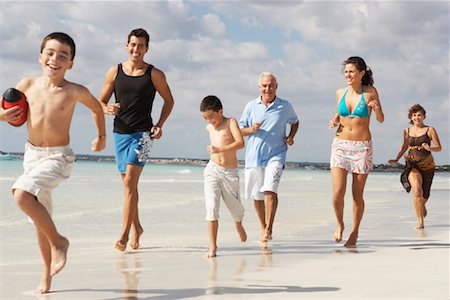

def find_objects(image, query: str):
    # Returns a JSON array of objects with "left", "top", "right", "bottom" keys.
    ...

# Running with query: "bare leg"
[
  {"left": 409, "top": 170, "right": 425, "bottom": 229},
  {"left": 14, "top": 190, "right": 69, "bottom": 276},
  {"left": 115, "top": 165, "right": 143, "bottom": 252},
  {"left": 344, "top": 173, "right": 368, "bottom": 247},
  {"left": 254, "top": 200, "right": 266, "bottom": 241},
  {"left": 331, "top": 167, "right": 347, "bottom": 243},
  {"left": 35, "top": 228, "right": 51, "bottom": 294},
  {"left": 235, "top": 221, "right": 247, "bottom": 242},
  {"left": 130, "top": 194, "right": 144, "bottom": 250},
  {"left": 423, "top": 200, "right": 428, "bottom": 218},
  {"left": 207, "top": 220, "right": 218, "bottom": 258},
  {"left": 264, "top": 192, "right": 278, "bottom": 241}
]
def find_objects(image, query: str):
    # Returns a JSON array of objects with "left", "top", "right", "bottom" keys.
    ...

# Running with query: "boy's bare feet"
[
  {"left": 130, "top": 226, "right": 144, "bottom": 250},
  {"left": 50, "top": 237, "right": 69, "bottom": 276},
  {"left": 344, "top": 232, "right": 358, "bottom": 248},
  {"left": 206, "top": 248, "right": 217, "bottom": 258},
  {"left": 36, "top": 274, "right": 51, "bottom": 294},
  {"left": 333, "top": 226, "right": 344, "bottom": 243},
  {"left": 235, "top": 222, "right": 247, "bottom": 243}
]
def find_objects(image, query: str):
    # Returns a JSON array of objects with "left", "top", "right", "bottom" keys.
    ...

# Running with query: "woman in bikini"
[
  {"left": 388, "top": 104, "right": 441, "bottom": 229},
  {"left": 329, "top": 56, "right": 384, "bottom": 247}
]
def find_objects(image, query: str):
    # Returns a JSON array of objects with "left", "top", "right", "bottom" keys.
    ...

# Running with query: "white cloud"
[
  {"left": 0, "top": 1, "right": 448, "bottom": 164},
  {"left": 202, "top": 13, "right": 226, "bottom": 37},
  {"left": 283, "top": 42, "right": 318, "bottom": 65}
]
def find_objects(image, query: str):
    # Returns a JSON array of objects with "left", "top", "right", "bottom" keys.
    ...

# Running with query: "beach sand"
[{"left": 1, "top": 165, "right": 449, "bottom": 300}]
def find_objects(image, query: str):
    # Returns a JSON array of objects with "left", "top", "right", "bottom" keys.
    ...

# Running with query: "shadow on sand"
[{"left": 51, "top": 284, "right": 340, "bottom": 300}]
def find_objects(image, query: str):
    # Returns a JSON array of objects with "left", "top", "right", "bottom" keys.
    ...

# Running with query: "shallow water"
[{"left": 1, "top": 159, "right": 449, "bottom": 263}]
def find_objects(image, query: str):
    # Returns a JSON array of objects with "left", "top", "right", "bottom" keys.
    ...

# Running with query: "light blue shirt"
[{"left": 239, "top": 96, "right": 299, "bottom": 168}]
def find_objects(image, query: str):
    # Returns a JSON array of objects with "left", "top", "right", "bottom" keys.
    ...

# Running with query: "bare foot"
[
  {"left": 260, "top": 245, "right": 272, "bottom": 255},
  {"left": 35, "top": 275, "right": 51, "bottom": 294},
  {"left": 206, "top": 248, "right": 217, "bottom": 258},
  {"left": 333, "top": 226, "right": 344, "bottom": 243},
  {"left": 114, "top": 239, "right": 127, "bottom": 252},
  {"left": 130, "top": 227, "right": 144, "bottom": 250},
  {"left": 235, "top": 222, "right": 247, "bottom": 243},
  {"left": 50, "top": 237, "right": 69, "bottom": 276},
  {"left": 260, "top": 229, "right": 272, "bottom": 242},
  {"left": 344, "top": 232, "right": 358, "bottom": 248},
  {"left": 416, "top": 223, "right": 425, "bottom": 229}
]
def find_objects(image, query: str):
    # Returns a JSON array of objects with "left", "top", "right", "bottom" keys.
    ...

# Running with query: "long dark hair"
[{"left": 342, "top": 56, "right": 374, "bottom": 86}]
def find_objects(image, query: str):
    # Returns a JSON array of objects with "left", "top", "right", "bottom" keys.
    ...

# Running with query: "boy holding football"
[{"left": 3, "top": 32, "right": 106, "bottom": 294}]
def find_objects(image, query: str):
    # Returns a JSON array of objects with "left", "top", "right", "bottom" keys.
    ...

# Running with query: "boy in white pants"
[{"left": 200, "top": 95, "right": 247, "bottom": 258}]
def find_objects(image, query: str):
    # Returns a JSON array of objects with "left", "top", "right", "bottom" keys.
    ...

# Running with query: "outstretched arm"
[
  {"left": 151, "top": 68, "right": 174, "bottom": 139},
  {"left": 388, "top": 129, "right": 409, "bottom": 164}
]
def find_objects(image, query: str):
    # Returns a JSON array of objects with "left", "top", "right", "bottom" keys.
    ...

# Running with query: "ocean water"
[
  {"left": 1, "top": 159, "right": 449, "bottom": 300},
  {"left": 1, "top": 159, "right": 449, "bottom": 265}
]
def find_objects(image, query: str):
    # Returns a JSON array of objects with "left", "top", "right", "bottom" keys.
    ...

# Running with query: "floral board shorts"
[
  {"left": 330, "top": 137, "right": 373, "bottom": 174},
  {"left": 113, "top": 131, "right": 153, "bottom": 173}
]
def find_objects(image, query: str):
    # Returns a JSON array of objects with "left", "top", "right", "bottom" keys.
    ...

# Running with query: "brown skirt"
[{"left": 400, "top": 154, "right": 435, "bottom": 199}]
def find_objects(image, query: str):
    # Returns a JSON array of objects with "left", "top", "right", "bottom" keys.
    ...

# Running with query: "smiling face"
[
  {"left": 202, "top": 109, "right": 224, "bottom": 128},
  {"left": 39, "top": 39, "right": 73, "bottom": 77},
  {"left": 258, "top": 75, "right": 278, "bottom": 105},
  {"left": 410, "top": 111, "right": 426, "bottom": 126},
  {"left": 343, "top": 63, "right": 365, "bottom": 86},
  {"left": 126, "top": 35, "right": 148, "bottom": 62}
]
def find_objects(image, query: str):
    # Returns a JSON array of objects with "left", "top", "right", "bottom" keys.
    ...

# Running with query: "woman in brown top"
[{"left": 388, "top": 104, "right": 442, "bottom": 229}]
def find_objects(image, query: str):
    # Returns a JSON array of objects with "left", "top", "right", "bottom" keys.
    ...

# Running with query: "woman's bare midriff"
[{"left": 336, "top": 117, "right": 372, "bottom": 141}]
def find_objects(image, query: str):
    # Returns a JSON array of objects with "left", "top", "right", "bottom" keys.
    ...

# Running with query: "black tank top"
[
  {"left": 113, "top": 63, "right": 156, "bottom": 134},
  {"left": 407, "top": 127, "right": 431, "bottom": 161}
]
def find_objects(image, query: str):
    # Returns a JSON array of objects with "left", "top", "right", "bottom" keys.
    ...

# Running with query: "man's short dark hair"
[{"left": 128, "top": 28, "right": 150, "bottom": 48}]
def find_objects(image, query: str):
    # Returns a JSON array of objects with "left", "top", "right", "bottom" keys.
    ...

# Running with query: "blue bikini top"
[{"left": 338, "top": 87, "right": 369, "bottom": 118}]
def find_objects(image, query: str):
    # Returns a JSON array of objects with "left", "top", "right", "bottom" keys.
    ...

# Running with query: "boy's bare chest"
[
  {"left": 28, "top": 90, "right": 75, "bottom": 114},
  {"left": 210, "top": 127, "right": 233, "bottom": 145}
]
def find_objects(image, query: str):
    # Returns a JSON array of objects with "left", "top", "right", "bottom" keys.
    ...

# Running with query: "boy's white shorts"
[{"left": 12, "top": 142, "right": 75, "bottom": 217}]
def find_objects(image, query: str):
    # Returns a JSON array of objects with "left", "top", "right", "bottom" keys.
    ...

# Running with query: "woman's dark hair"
[
  {"left": 408, "top": 104, "right": 426, "bottom": 124},
  {"left": 342, "top": 56, "right": 374, "bottom": 86}
]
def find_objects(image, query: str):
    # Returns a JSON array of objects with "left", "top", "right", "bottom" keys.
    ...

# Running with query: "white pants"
[
  {"left": 203, "top": 161, "right": 244, "bottom": 221},
  {"left": 244, "top": 160, "right": 284, "bottom": 200}
]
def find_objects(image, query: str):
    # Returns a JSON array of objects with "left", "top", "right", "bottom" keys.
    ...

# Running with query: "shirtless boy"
[
  {"left": 200, "top": 95, "right": 247, "bottom": 258},
  {"left": 7, "top": 32, "right": 106, "bottom": 294}
]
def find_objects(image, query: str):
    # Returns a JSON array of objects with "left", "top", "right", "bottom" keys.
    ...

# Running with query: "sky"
[{"left": 0, "top": 0, "right": 449, "bottom": 164}]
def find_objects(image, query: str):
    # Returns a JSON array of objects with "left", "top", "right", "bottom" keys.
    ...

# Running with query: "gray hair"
[{"left": 258, "top": 72, "right": 278, "bottom": 85}]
